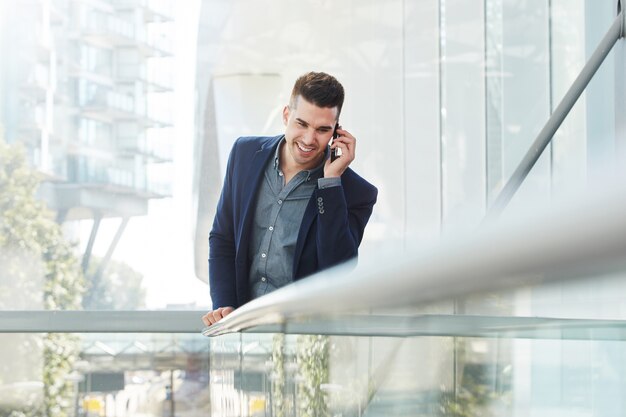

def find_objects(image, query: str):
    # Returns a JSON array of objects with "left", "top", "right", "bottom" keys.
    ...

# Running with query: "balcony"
[
  {"left": 63, "top": 155, "right": 171, "bottom": 198},
  {"left": 2, "top": 184, "right": 626, "bottom": 415},
  {"left": 110, "top": 0, "right": 174, "bottom": 23},
  {"left": 117, "top": 65, "right": 174, "bottom": 93},
  {"left": 77, "top": 85, "right": 172, "bottom": 128},
  {"left": 80, "top": 89, "right": 135, "bottom": 122},
  {"left": 200, "top": 184, "right": 626, "bottom": 416},
  {"left": 118, "top": 135, "right": 174, "bottom": 162},
  {"left": 80, "top": 12, "right": 136, "bottom": 48},
  {"left": 79, "top": 11, "right": 171, "bottom": 56}
]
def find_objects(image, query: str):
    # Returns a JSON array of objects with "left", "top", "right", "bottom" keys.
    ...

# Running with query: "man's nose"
[{"left": 302, "top": 128, "right": 316, "bottom": 144}]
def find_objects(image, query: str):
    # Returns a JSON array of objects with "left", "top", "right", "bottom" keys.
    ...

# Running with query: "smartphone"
[{"left": 331, "top": 123, "right": 342, "bottom": 162}]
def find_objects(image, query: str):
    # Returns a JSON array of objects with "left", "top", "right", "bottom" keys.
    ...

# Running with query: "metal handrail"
[
  {"left": 0, "top": 311, "right": 204, "bottom": 333},
  {"left": 486, "top": 9, "right": 625, "bottom": 220},
  {"left": 203, "top": 183, "right": 626, "bottom": 337}
]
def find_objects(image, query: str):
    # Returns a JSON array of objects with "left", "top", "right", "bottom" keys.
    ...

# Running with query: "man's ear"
[{"left": 282, "top": 105, "right": 290, "bottom": 126}]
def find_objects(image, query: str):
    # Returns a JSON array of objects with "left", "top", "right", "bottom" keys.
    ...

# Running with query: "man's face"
[{"left": 282, "top": 96, "right": 338, "bottom": 171}]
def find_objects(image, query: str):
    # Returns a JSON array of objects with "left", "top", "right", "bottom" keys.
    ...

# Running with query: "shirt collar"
[{"left": 274, "top": 136, "right": 327, "bottom": 181}]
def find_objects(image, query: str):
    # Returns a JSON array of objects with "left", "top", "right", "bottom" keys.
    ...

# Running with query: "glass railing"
[
  {"left": 110, "top": 0, "right": 174, "bottom": 21},
  {"left": 202, "top": 183, "right": 626, "bottom": 416},
  {"left": 118, "top": 133, "right": 174, "bottom": 162},
  {"left": 208, "top": 318, "right": 626, "bottom": 416},
  {"left": 0, "top": 312, "right": 208, "bottom": 417},
  {"left": 81, "top": 9, "right": 172, "bottom": 55},
  {"left": 79, "top": 87, "right": 135, "bottom": 115},
  {"left": 83, "top": 11, "right": 135, "bottom": 44},
  {"left": 117, "top": 65, "right": 174, "bottom": 92},
  {"left": 1, "top": 185, "right": 625, "bottom": 415}
]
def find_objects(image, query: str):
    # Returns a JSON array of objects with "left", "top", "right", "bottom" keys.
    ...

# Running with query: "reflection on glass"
[
  {"left": 210, "top": 333, "right": 509, "bottom": 416},
  {"left": 210, "top": 325, "right": 626, "bottom": 416},
  {"left": 0, "top": 333, "right": 209, "bottom": 417}
]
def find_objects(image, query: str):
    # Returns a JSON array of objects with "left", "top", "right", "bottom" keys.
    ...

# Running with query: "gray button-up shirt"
[{"left": 248, "top": 137, "right": 340, "bottom": 299}]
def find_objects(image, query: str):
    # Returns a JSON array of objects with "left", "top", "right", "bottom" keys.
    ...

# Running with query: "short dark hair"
[{"left": 289, "top": 72, "right": 345, "bottom": 119}]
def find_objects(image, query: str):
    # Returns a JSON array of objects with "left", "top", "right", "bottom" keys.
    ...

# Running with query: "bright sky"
[{"left": 81, "top": 0, "right": 208, "bottom": 310}]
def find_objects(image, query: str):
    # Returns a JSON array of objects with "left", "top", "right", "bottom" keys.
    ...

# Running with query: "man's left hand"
[{"left": 201, "top": 306, "right": 235, "bottom": 326}]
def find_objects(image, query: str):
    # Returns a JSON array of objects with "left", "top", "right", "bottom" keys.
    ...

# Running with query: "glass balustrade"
[
  {"left": 0, "top": 331, "right": 209, "bottom": 417},
  {"left": 206, "top": 273, "right": 626, "bottom": 417},
  {"left": 202, "top": 185, "right": 626, "bottom": 416}
]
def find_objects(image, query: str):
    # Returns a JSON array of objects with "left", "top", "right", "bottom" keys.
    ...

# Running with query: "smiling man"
[{"left": 202, "top": 72, "right": 378, "bottom": 326}]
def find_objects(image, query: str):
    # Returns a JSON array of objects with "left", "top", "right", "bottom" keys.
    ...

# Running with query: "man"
[{"left": 202, "top": 72, "right": 377, "bottom": 326}]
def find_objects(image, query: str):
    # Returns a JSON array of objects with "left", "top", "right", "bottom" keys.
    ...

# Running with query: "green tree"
[
  {"left": 83, "top": 257, "right": 146, "bottom": 310},
  {"left": 297, "top": 335, "right": 330, "bottom": 417},
  {"left": 0, "top": 139, "right": 84, "bottom": 417}
]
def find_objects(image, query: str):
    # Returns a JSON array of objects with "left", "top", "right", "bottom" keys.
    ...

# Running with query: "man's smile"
[{"left": 296, "top": 142, "right": 315, "bottom": 154}]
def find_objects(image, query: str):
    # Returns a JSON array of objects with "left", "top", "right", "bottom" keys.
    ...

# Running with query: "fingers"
[
  {"left": 331, "top": 128, "right": 356, "bottom": 162},
  {"left": 201, "top": 311, "right": 213, "bottom": 326},
  {"left": 326, "top": 128, "right": 356, "bottom": 177},
  {"left": 201, "top": 306, "right": 235, "bottom": 326}
]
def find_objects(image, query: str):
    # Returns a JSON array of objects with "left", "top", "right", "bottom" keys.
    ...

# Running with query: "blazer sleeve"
[
  {"left": 208, "top": 140, "right": 240, "bottom": 309},
  {"left": 312, "top": 178, "right": 377, "bottom": 269}
]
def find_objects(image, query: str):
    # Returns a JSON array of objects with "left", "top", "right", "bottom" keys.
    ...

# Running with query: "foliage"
[
  {"left": 0, "top": 139, "right": 85, "bottom": 417},
  {"left": 438, "top": 370, "right": 507, "bottom": 417},
  {"left": 437, "top": 341, "right": 512, "bottom": 417},
  {"left": 82, "top": 256, "right": 146, "bottom": 310},
  {"left": 296, "top": 335, "right": 330, "bottom": 417},
  {"left": 271, "top": 333, "right": 287, "bottom": 417}
]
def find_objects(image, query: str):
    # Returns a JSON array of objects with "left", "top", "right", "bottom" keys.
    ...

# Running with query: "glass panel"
[
  {"left": 552, "top": 0, "right": 618, "bottom": 193},
  {"left": 440, "top": 0, "right": 486, "bottom": 232},
  {"left": 404, "top": 0, "right": 441, "bottom": 242},
  {"left": 210, "top": 284, "right": 626, "bottom": 417},
  {"left": 485, "top": 0, "right": 552, "bottom": 217},
  {"left": 0, "top": 332, "right": 209, "bottom": 416},
  {"left": 210, "top": 328, "right": 626, "bottom": 416},
  {"left": 550, "top": 0, "right": 588, "bottom": 196}
]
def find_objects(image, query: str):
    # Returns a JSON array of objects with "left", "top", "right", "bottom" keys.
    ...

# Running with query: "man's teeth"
[{"left": 297, "top": 143, "right": 313, "bottom": 152}]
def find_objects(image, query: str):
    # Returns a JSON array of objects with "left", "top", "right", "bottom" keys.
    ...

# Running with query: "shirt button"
[
  {"left": 268, "top": 226, "right": 274, "bottom": 231},
  {"left": 261, "top": 277, "right": 267, "bottom": 282},
  {"left": 261, "top": 253, "right": 267, "bottom": 258},
  {"left": 279, "top": 172, "right": 283, "bottom": 177},
  {"left": 277, "top": 199, "right": 282, "bottom": 204}
]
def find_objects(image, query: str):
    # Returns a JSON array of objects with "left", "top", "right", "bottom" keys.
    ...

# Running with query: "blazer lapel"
[{"left": 236, "top": 136, "right": 282, "bottom": 253}]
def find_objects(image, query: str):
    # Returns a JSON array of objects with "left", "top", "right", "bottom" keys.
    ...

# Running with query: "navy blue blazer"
[{"left": 209, "top": 135, "right": 378, "bottom": 309}]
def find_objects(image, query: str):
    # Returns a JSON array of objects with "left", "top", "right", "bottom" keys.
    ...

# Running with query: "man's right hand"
[{"left": 202, "top": 307, "right": 235, "bottom": 326}]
